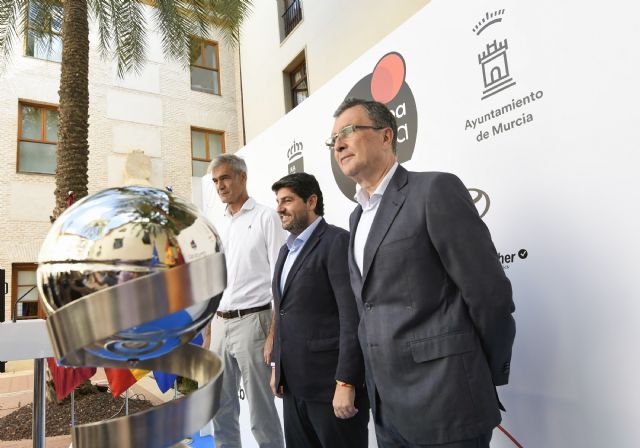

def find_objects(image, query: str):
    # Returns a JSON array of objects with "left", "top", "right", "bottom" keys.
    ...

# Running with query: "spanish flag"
[{"left": 104, "top": 368, "right": 150, "bottom": 397}]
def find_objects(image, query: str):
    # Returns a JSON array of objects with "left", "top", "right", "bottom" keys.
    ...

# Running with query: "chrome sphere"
[{"left": 37, "top": 186, "right": 225, "bottom": 364}]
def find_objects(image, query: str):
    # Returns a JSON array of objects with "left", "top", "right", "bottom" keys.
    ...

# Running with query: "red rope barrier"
[{"left": 497, "top": 424, "right": 524, "bottom": 448}]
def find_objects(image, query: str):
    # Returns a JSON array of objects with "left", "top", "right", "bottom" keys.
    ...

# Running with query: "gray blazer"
[{"left": 348, "top": 165, "right": 515, "bottom": 445}]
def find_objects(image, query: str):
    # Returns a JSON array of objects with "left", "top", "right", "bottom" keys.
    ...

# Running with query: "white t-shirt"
[{"left": 215, "top": 197, "right": 285, "bottom": 311}]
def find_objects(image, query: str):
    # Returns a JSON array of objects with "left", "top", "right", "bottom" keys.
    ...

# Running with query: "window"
[
  {"left": 191, "top": 128, "right": 225, "bottom": 177},
  {"left": 282, "top": 0, "right": 303, "bottom": 38},
  {"left": 190, "top": 39, "right": 221, "bottom": 95},
  {"left": 113, "top": 238, "right": 124, "bottom": 250},
  {"left": 25, "top": 2, "right": 63, "bottom": 62},
  {"left": 289, "top": 60, "right": 308, "bottom": 109},
  {"left": 11, "top": 264, "right": 42, "bottom": 320},
  {"left": 17, "top": 101, "right": 58, "bottom": 174}
]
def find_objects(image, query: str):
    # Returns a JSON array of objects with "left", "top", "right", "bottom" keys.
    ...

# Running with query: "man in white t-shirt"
[{"left": 204, "top": 154, "right": 285, "bottom": 448}]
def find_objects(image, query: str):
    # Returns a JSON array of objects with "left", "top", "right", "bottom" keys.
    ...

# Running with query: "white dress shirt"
[
  {"left": 279, "top": 216, "right": 323, "bottom": 294},
  {"left": 216, "top": 197, "right": 286, "bottom": 311},
  {"left": 353, "top": 162, "right": 399, "bottom": 275}
]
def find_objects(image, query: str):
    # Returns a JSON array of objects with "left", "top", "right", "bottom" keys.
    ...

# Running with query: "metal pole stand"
[{"left": 32, "top": 358, "right": 46, "bottom": 448}]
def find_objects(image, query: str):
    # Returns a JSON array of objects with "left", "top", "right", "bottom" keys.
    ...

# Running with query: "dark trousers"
[
  {"left": 282, "top": 392, "right": 369, "bottom": 448},
  {"left": 374, "top": 392, "right": 493, "bottom": 448}
]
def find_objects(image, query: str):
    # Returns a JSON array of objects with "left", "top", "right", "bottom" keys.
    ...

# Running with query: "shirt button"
[
  {"left": 365, "top": 304, "right": 373, "bottom": 311},
  {"left": 279, "top": 310, "right": 285, "bottom": 316}
]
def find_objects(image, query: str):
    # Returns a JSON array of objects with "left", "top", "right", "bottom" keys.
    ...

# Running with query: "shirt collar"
[
  {"left": 286, "top": 216, "right": 323, "bottom": 251},
  {"left": 355, "top": 162, "right": 399, "bottom": 207},
  {"left": 224, "top": 197, "right": 255, "bottom": 217}
]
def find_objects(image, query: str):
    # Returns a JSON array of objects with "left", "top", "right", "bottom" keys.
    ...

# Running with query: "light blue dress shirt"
[{"left": 279, "top": 216, "right": 323, "bottom": 295}]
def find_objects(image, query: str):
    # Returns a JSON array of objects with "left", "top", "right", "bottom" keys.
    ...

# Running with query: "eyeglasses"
[{"left": 325, "top": 124, "right": 385, "bottom": 148}]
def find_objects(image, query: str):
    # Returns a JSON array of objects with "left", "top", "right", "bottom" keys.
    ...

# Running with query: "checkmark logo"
[{"left": 518, "top": 249, "right": 528, "bottom": 259}]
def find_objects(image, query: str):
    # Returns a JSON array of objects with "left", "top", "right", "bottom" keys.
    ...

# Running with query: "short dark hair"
[
  {"left": 272, "top": 172, "right": 324, "bottom": 216},
  {"left": 333, "top": 98, "right": 397, "bottom": 153}
]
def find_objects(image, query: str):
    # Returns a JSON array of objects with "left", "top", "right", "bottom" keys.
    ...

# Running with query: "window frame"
[
  {"left": 282, "top": 0, "right": 303, "bottom": 38},
  {"left": 11, "top": 263, "right": 44, "bottom": 320},
  {"left": 190, "top": 38, "right": 222, "bottom": 95},
  {"left": 16, "top": 100, "right": 59, "bottom": 175},
  {"left": 190, "top": 127, "right": 226, "bottom": 177},
  {"left": 289, "top": 60, "right": 308, "bottom": 109},
  {"left": 24, "top": 1, "right": 63, "bottom": 63}
]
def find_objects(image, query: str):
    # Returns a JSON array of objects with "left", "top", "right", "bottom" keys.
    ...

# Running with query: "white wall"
[
  {"left": 204, "top": 1, "right": 640, "bottom": 446},
  {"left": 239, "top": 0, "right": 430, "bottom": 141}
]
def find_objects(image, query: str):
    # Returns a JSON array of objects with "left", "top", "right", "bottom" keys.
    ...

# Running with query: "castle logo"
[{"left": 473, "top": 10, "right": 516, "bottom": 100}]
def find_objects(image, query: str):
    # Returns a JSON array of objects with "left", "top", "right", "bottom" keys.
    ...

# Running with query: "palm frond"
[
  {"left": 152, "top": 0, "right": 192, "bottom": 68},
  {"left": 88, "top": 0, "right": 114, "bottom": 58},
  {"left": 203, "top": 0, "right": 252, "bottom": 45},
  {"left": 0, "top": 0, "right": 28, "bottom": 69},
  {"left": 94, "top": 0, "right": 147, "bottom": 77},
  {"left": 115, "top": 0, "right": 147, "bottom": 76},
  {"left": 182, "top": 0, "right": 211, "bottom": 40},
  {"left": 151, "top": 0, "right": 252, "bottom": 70}
]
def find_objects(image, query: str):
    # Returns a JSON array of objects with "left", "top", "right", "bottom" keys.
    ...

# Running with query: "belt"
[{"left": 216, "top": 303, "right": 271, "bottom": 319}]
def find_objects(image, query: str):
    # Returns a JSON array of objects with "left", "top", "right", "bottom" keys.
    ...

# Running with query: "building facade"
[
  {"left": 238, "top": 0, "right": 430, "bottom": 141},
  {"left": 1, "top": 0, "right": 430, "bottom": 322},
  {"left": 0, "top": 6, "right": 242, "bottom": 321}
]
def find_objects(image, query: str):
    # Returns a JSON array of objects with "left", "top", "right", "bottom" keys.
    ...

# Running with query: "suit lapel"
[
  {"left": 362, "top": 166, "right": 408, "bottom": 286},
  {"left": 281, "top": 219, "right": 327, "bottom": 299},
  {"left": 273, "top": 244, "right": 289, "bottom": 303},
  {"left": 348, "top": 205, "right": 363, "bottom": 278}
]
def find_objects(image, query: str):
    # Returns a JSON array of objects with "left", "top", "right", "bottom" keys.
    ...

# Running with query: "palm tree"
[{"left": 0, "top": 0, "right": 251, "bottom": 219}]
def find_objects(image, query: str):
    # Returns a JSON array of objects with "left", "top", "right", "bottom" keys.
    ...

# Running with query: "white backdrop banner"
[{"left": 201, "top": 1, "right": 640, "bottom": 446}]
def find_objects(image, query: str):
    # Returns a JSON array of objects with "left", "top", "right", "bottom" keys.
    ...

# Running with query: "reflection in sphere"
[{"left": 37, "top": 186, "right": 224, "bottom": 363}]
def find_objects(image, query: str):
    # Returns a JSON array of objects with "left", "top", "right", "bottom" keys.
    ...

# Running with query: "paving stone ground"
[{"left": 0, "top": 363, "right": 173, "bottom": 446}]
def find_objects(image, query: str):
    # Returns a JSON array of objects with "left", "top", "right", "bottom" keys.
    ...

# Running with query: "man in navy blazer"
[
  {"left": 270, "top": 172, "right": 369, "bottom": 448},
  {"left": 328, "top": 98, "right": 516, "bottom": 448}
]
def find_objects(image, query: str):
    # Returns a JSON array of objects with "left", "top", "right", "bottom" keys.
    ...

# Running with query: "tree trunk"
[{"left": 52, "top": 0, "right": 90, "bottom": 220}]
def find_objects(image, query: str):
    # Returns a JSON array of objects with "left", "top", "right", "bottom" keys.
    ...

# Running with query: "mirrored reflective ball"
[{"left": 37, "top": 186, "right": 224, "bottom": 362}]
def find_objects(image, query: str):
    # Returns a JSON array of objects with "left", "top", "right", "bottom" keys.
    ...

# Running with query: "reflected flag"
[
  {"left": 47, "top": 358, "right": 96, "bottom": 401},
  {"left": 104, "top": 367, "right": 150, "bottom": 397}
]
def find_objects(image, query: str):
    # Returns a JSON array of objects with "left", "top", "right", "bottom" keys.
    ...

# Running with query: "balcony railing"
[{"left": 282, "top": 0, "right": 302, "bottom": 37}]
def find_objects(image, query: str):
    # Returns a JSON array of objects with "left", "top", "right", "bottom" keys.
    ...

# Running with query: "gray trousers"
[{"left": 210, "top": 309, "right": 284, "bottom": 448}]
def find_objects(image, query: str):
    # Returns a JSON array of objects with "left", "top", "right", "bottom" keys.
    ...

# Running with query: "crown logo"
[
  {"left": 472, "top": 9, "right": 505, "bottom": 35},
  {"left": 287, "top": 140, "right": 303, "bottom": 161}
]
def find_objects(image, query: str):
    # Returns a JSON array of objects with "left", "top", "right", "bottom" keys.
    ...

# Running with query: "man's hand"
[
  {"left": 263, "top": 331, "right": 274, "bottom": 364},
  {"left": 333, "top": 384, "right": 358, "bottom": 419},
  {"left": 270, "top": 368, "right": 283, "bottom": 398},
  {"left": 264, "top": 310, "right": 276, "bottom": 364}
]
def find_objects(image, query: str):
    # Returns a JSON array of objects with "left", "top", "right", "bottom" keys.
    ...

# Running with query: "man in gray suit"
[{"left": 327, "top": 98, "right": 516, "bottom": 448}]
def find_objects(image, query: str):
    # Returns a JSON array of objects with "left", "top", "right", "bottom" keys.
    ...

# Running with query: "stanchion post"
[
  {"left": 32, "top": 358, "right": 46, "bottom": 448},
  {"left": 71, "top": 390, "right": 75, "bottom": 427}
]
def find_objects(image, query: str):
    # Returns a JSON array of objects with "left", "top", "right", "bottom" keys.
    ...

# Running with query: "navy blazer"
[
  {"left": 348, "top": 166, "right": 516, "bottom": 444},
  {"left": 272, "top": 218, "right": 366, "bottom": 403}
]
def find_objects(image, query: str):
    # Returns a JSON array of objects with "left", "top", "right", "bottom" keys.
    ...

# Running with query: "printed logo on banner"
[
  {"left": 287, "top": 140, "right": 304, "bottom": 174},
  {"left": 469, "top": 188, "right": 491, "bottom": 218},
  {"left": 468, "top": 188, "right": 527, "bottom": 270},
  {"left": 473, "top": 10, "right": 516, "bottom": 100},
  {"left": 331, "top": 52, "right": 418, "bottom": 202},
  {"left": 465, "top": 9, "right": 545, "bottom": 143},
  {"left": 499, "top": 248, "right": 528, "bottom": 270}
]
